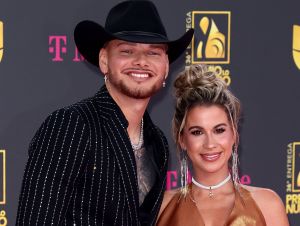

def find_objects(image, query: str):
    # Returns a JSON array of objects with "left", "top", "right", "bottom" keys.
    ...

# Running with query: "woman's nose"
[{"left": 203, "top": 134, "right": 217, "bottom": 149}]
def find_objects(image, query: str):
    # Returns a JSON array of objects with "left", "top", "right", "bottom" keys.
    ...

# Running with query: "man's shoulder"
[
  {"left": 44, "top": 91, "right": 103, "bottom": 125},
  {"left": 70, "top": 94, "right": 98, "bottom": 111},
  {"left": 67, "top": 86, "right": 109, "bottom": 110}
]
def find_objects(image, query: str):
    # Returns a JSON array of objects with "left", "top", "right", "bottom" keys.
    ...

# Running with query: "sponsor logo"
[
  {"left": 293, "top": 25, "right": 300, "bottom": 70},
  {"left": 0, "top": 22, "right": 3, "bottom": 62},
  {"left": 166, "top": 170, "right": 251, "bottom": 190},
  {"left": 48, "top": 35, "right": 84, "bottom": 62},
  {"left": 286, "top": 142, "right": 300, "bottom": 214},
  {"left": 186, "top": 11, "right": 232, "bottom": 85},
  {"left": 49, "top": 36, "right": 67, "bottom": 62}
]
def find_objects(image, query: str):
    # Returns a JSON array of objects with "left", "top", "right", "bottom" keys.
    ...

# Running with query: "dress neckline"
[{"left": 187, "top": 183, "right": 239, "bottom": 226}]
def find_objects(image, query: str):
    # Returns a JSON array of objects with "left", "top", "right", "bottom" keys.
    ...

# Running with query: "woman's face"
[{"left": 180, "top": 105, "right": 235, "bottom": 176}]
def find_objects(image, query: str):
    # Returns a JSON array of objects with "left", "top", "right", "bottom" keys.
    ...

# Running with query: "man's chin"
[
  {"left": 125, "top": 90, "right": 153, "bottom": 99},
  {"left": 122, "top": 87, "right": 160, "bottom": 99}
]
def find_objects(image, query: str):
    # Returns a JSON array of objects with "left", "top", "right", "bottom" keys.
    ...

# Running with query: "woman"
[{"left": 156, "top": 65, "right": 289, "bottom": 226}]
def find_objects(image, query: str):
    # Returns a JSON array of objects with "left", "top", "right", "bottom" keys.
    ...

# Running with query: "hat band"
[{"left": 113, "top": 31, "right": 168, "bottom": 40}]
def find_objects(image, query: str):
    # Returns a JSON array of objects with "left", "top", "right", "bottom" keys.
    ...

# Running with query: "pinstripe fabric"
[{"left": 16, "top": 85, "right": 169, "bottom": 226}]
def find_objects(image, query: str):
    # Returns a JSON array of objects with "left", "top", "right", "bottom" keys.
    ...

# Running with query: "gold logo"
[
  {"left": 0, "top": 150, "right": 5, "bottom": 205},
  {"left": 192, "top": 11, "right": 230, "bottom": 64},
  {"left": 0, "top": 22, "right": 3, "bottom": 62},
  {"left": 293, "top": 25, "right": 300, "bottom": 70},
  {"left": 286, "top": 143, "right": 300, "bottom": 214},
  {"left": 292, "top": 143, "right": 300, "bottom": 192},
  {"left": 197, "top": 17, "right": 225, "bottom": 59}
]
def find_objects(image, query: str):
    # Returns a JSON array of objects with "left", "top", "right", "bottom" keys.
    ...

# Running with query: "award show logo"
[
  {"left": 186, "top": 11, "right": 232, "bottom": 85},
  {"left": 0, "top": 21, "right": 3, "bottom": 62},
  {"left": 286, "top": 142, "right": 300, "bottom": 214},
  {"left": 192, "top": 12, "right": 230, "bottom": 64},
  {"left": 293, "top": 25, "right": 300, "bottom": 70}
]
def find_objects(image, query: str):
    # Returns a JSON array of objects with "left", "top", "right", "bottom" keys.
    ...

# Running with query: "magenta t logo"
[
  {"left": 73, "top": 47, "right": 85, "bottom": 62},
  {"left": 49, "top": 36, "right": 67, "bottom": 61}
]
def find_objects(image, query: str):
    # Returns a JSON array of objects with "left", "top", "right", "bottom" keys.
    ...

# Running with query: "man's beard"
[{"left": 107, "top": 72, "right": 163, "bottom": 99}]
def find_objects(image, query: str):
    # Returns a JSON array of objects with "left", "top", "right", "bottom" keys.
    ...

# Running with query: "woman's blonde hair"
[{"left": 172, "top": 64, "right": 241, "bottom": 189}]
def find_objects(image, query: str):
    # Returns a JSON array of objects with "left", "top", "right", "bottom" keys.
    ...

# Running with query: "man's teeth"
[{"left": 131, "top": 73, "right": 149, "bottom": 78}]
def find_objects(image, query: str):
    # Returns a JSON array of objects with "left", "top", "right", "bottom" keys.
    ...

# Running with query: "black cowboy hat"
[{"left": 74, "top": 0, "right": 194, "bottom": 66}]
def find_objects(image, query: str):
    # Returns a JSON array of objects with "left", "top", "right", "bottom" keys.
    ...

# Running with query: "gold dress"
[{"left": 156, "top": 185, "right": 266, "bottom": 226}]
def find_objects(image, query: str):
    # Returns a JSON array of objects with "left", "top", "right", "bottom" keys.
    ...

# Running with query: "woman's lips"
[{"left": 200, "top": 152, "right": 222, "bottom": 162}]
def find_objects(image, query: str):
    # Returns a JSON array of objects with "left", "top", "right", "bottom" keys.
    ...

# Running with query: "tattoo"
[{"left": 134, "top": 146, "right": 156, "bottom": 206}]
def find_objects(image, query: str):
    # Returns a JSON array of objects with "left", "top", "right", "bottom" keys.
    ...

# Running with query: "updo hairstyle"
[{"left": 172, "top": 64, "right": 241, "bottom": 187}]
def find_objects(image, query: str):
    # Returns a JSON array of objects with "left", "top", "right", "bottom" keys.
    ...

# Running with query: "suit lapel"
[
  {"left": 95, "top": 86, "right": 140, "bottom": 224},
  {"left": 139, "top": 112, "right": 169, "bottom": 225}
]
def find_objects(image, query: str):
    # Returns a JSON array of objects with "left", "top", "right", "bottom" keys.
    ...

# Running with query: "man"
[{"left": 16, "top": 1, "right": 193, "bottom": 225}]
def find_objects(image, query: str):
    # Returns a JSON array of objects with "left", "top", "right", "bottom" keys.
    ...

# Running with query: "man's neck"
[{"left": 106, "top": 84, "right": 150, "bottom": 143}]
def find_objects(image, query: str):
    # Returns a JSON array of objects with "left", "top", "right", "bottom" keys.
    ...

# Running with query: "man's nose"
[{"left": 132, "top": 52, "right": 149, "bottom": 67}]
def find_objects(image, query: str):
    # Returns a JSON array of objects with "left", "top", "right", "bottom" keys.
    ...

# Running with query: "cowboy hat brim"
[{"left": 74, "top": 20, "right": 194, "bottom": 66}]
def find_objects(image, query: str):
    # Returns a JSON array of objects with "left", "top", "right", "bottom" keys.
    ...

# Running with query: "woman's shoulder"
[
  {"left": 164, "top": 189, "right": 179, "bottom": 198},
  {"left": 240, "top": 185, "right": 289, "bottom": 226},
  {"left": 241, "top": 184, "right": 283, "bottom": 208},
  {"left": 158, "top": 188, "right": 180, "bottom": 218},
  {"left": 241, "top": 184, "right": 279, "bottom": 198}
]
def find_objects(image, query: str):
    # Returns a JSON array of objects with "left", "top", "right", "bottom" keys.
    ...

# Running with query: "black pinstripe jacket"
[{"left": 16, "top": 85, "right": 169, "bottom": 226}]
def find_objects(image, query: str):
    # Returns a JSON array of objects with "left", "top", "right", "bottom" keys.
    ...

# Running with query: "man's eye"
[
  {"left": 191, "top": 130, "right": 202, "bottom": 136},
  {"left": 120, "top": 49, "right": 132, "bottom": 54},
  {"left": 215, "top": 128, "right": 225, "bottom": 134},
  {"left": 148, "top": 51, "right": 160, "bottom": 56}
]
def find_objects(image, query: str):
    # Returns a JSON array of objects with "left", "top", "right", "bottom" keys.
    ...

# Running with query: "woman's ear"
[
  {"left": 232, "top": 128, "right": 238, "bottom": 148},
  {"left": 179, "top": 134, "right": 186, "bottom": 150}
]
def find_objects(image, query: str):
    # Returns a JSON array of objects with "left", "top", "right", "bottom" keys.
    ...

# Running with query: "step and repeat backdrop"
[{"left": 0, "top": 0, "right": 300, "bottom": 225}]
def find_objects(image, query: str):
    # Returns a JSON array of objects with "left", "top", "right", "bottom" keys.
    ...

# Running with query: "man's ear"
[
  {"left": 164, "top": 56, "right": 170, "bottom": 80},
  {"left": 99, "top": 48, "right": 108, "bottom": 75}
]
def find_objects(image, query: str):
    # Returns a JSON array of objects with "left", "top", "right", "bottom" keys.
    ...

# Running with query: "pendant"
[{"left": 209, "top": 187, "right": 213, "bottom": 198}]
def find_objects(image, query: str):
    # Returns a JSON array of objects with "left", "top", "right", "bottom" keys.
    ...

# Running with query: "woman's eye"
[
  {"left": 191, "top": 130, "right": 202, "bottom": 136},
  {"left": 215, "top": 127, "right": 225, "bottom": 134}
]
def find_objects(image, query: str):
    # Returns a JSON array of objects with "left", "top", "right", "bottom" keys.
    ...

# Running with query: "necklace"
[
  {"left": 192, "top": 174, "right": 231, "bottom": 198},
  {"left": 131, "top": 118, "right": 144, "bottom": 151}
]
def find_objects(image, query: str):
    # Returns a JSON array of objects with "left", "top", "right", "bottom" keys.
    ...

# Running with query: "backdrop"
[{"left": 0, "top": 0, "right": 300, "bottom": 225}]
